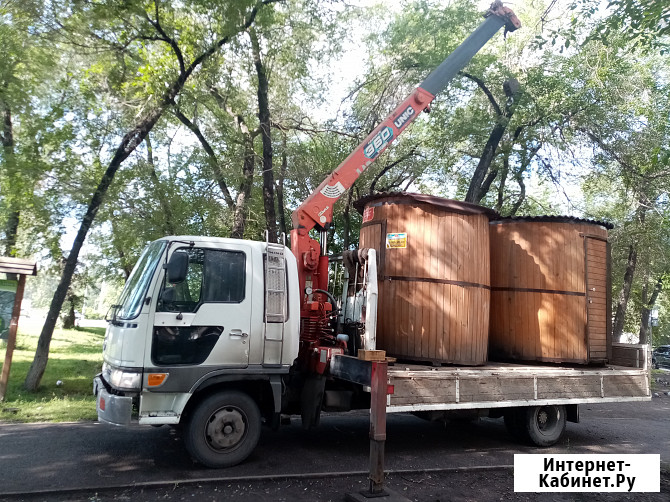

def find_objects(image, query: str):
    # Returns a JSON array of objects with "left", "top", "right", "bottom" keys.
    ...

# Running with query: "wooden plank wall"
[
  {"left": 360, "top": 199, "right": 490, "bottom": 365},
  {"left": 489, "top": 222, "right": 609, "bottom": 364}
]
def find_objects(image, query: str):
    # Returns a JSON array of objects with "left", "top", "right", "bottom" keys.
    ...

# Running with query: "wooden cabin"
[
  {"left": 488, "top": 217, "right": 612, "bottom": 365},
  {"left": 357, "top": 193, "right": 496, "bottom": 365}
]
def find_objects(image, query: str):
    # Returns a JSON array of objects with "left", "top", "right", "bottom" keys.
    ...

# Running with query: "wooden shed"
[
  {"left": 488, "top": 217, "right": 612, "bottom": 365},
  {"left": 357, "top": 193, "right": 496, "bottom": 365},
  {"left": 1, "top": 256, "right": 37, "bottom": 401}
]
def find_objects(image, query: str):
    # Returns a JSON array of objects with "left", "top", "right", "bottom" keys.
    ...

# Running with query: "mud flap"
[
  {"left": 566, "top": 404, "right": 579, "bottom": 423},
  {"left": 300, "top": 374, "right": 326, "bottom": 429}
]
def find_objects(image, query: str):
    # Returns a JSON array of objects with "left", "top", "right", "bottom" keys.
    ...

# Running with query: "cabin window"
[
  {"left": 153, "top": 246, "right": 246, "bottom": 366},
  {"left": 158, "top": 248, "right": 246, "bottom": 313}
]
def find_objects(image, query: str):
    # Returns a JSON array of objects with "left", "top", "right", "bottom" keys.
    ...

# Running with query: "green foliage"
[{"left": 592, "top": 0, "right": 669, "bottom": 53}]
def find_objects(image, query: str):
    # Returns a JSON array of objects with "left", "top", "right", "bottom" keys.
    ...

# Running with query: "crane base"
[{"left": 345, "top": 488, "right": 411, "bottom": 502}]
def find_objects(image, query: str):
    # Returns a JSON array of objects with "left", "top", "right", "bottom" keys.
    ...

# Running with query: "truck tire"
[
  {"left": 522, "top": 405, "right": 566, "bottom": 447},
  {"left": 184, "top": 391, "right": 261, "bottom": 468}
]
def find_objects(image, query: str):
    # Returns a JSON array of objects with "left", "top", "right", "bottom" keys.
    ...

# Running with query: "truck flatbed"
[{"left": 386, "top": 362, "right": 650, "bottom": 412}]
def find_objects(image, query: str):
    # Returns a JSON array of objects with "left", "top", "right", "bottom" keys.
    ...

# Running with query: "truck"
[{"left": 93, "top": 0, "right": 650, "bottom": 478}]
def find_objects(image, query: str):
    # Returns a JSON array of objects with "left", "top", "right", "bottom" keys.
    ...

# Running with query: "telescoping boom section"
[{"left": 290, "top": 1, "right": 520, "bottom": 371}]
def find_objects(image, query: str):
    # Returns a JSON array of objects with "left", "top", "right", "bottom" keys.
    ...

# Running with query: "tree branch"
[
  {"left": 271, "top": 118, "right": 358, "bottom": 139},
  {"left": 209, "top": 86, "right": 260, "bottom": 138},
  {"left": 369, "top": 148, "right": 418, "bottom": 194},
  {"left": 144, "top": 0, "right": 185, "bottom": 75},
  {"left": 580, "top": 128, "right": 636, "bottom": 171},
  {"left": 171, "top": 106, "right": 235, "bottom": 209},
  {"left": 183, "top": 0, "right": 281, "bottom": 80},
  {"left": 459, "top": 70, "right": 502, "bottom": 116}
]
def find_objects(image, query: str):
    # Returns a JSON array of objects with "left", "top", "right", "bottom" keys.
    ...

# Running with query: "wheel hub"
[{"left": 206, "top": 407, "right": 246, "bottom": 450}]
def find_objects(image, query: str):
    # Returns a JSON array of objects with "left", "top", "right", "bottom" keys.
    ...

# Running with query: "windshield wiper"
[{"left": 105, "top": 304, "right": 123, "bottom": 326}]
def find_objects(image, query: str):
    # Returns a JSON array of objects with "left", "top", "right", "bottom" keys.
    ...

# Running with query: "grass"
[{"left": 0, "top": 325, "right": 104, "bottom": 423}]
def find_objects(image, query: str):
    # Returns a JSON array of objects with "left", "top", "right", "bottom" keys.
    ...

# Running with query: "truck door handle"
[{"left": 230, "top": 329, "right": 248, "bottom": 338}]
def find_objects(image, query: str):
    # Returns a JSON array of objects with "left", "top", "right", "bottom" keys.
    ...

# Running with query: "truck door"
[{"left": 152, "top": 244, "right": 252, "bottom": 368}]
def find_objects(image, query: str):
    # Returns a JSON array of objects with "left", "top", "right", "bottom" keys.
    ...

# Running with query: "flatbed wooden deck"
[{"left": 386, "top": 362, "right": 650, "bottom": 412}]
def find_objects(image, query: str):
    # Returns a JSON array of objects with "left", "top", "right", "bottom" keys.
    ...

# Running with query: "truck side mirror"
[{"left": 165, "top": 252, "right": 189, "bottom": 284}]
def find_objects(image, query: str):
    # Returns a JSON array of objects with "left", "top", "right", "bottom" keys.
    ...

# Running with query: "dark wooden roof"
[
  {"left": 355, "top": 192, "right": 614, "bottom": 229},
  {"left": 0, "top": 257, "right": 38, "bottom": 276},
  {"left": 354, "top": 192, "right": 499, "bottom": 218},
  {"left": 490, "top": 215, "right": 614, "bottom": 230}
]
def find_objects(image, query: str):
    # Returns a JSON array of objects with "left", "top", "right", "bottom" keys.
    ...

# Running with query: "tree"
[
  {"left": 249, "top": 27, "right": 278, "bottom": 242},
  {"left": 24, "top": 0, "right": 280, "bottom": 391},
  {"left": 0, "top": 1, "right": 55, "bottom": 258},
  {"left": 580, "top": 47, "right": 670, "bottom": 341},
  {"left": 584, "top": 0, "right": 669, "bottom": 53}
]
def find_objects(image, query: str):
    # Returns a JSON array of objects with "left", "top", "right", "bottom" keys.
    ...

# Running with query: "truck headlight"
[{"left": 103, "top": 363, "right": 142, "bottom": 391}]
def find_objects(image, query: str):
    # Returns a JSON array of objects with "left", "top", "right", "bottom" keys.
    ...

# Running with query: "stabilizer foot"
[{"left": 345, "top": 488, "right": 412, "bottom": 502}]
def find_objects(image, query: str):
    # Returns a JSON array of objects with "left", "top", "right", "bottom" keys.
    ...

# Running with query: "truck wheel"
[
  {"left": 184, "top": 391, "right": 261, "bottom": 468},
  {"left": 522, "top": 405, "right": 566, "bottom": 447}
]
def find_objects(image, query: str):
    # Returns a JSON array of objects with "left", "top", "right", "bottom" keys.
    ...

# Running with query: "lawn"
[{"left": 0, "top": 324, "right": 104, "bottom": 423}]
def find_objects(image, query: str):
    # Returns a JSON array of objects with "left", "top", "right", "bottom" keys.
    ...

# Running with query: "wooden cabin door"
[{"left": 584, "top": 236, "right": 610, "bottom": 363}]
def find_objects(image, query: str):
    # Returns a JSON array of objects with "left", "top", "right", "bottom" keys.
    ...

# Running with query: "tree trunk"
[
  {"left": 249, "top": 28, "right": 277, "bottom": 242},
  {"left": 638, "top": 276, "right": 663, "bottom": 345},
  {"left": 117, "top": 247, "right": 133, "bottom": 280},
  {"left": 23, "top": 1, "right": 272, "bottom": 390},
  {"left": 276, "top": 134, "right": 288, "bottom": 238},
  {"left": 61, "top": 292, "right": 77, "bottom": 330},
  {"left": 612, "top": 244, "right": 638, "bottom": 341},
  {"left": 146, "top": 134, "right": 176, "bottom": 234},
  {"left": 465, "top": 78, "right": 520, "bottom": 204},
  {"left": 208, "top": 87, "right": 258, "bottom": 239},
  {"left": 465, "top": 121, "right": 507, "bottom": 203},
  {"left": 509, "top": 169, "right": 526, "bottom": 216},
  {"left": 231, "top": 137, "right": 255, "bottom": 239},
  {"left": 1, "top": 101, "right": 19, "bottom": 259},
  {"left": 3, "top": 210, "right": 19, "bottom": 257},
  {"left": 109, "top": 219, "right": 133, "bottom": 279}
]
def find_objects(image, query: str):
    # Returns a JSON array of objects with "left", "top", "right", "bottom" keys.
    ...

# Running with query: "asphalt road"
[{"left": 0, "top": 394, "right": 668, "bottom": 498}]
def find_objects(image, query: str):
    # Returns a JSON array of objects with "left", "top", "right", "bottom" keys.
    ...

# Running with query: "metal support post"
[
  {"left": 368, "top": 360, "right": 388, "bottom": 494},
  {"left": 345, "top": 359, "right": 409, "bottom": 502}
]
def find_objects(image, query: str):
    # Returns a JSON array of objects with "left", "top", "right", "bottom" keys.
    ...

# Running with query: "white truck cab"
[{"left": 94, "top": 237, "right": 300, "bottom": 462}]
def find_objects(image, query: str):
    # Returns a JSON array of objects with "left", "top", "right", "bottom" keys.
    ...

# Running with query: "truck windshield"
[{"left": 114, "top": 240, "right": 167, "bottom": 320}]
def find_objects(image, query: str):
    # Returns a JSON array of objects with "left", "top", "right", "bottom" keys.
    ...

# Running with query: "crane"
[{"left": 290, "top": 1, "right": 520, "bottom": 371}]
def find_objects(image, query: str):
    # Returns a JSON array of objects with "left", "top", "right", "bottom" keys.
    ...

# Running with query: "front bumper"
[{"left": 93, "top": 375, "right": 133, "bottom": 426}]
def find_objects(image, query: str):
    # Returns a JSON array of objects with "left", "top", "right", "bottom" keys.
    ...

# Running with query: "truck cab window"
[
  {"left": 159, "top": 248, "right": 204, "bottom": 313},
  {"left": 159, "top": 248, "right": 246, "bottom": 313},
  {"left": 202, "top": 249, "right": 246, "bottom": 303},
  {"left": 153, "top": 247, "right": 247, "bottom": 366},
  {"left": 114, "top": 240, "right": 166, "bottom": 320}
]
